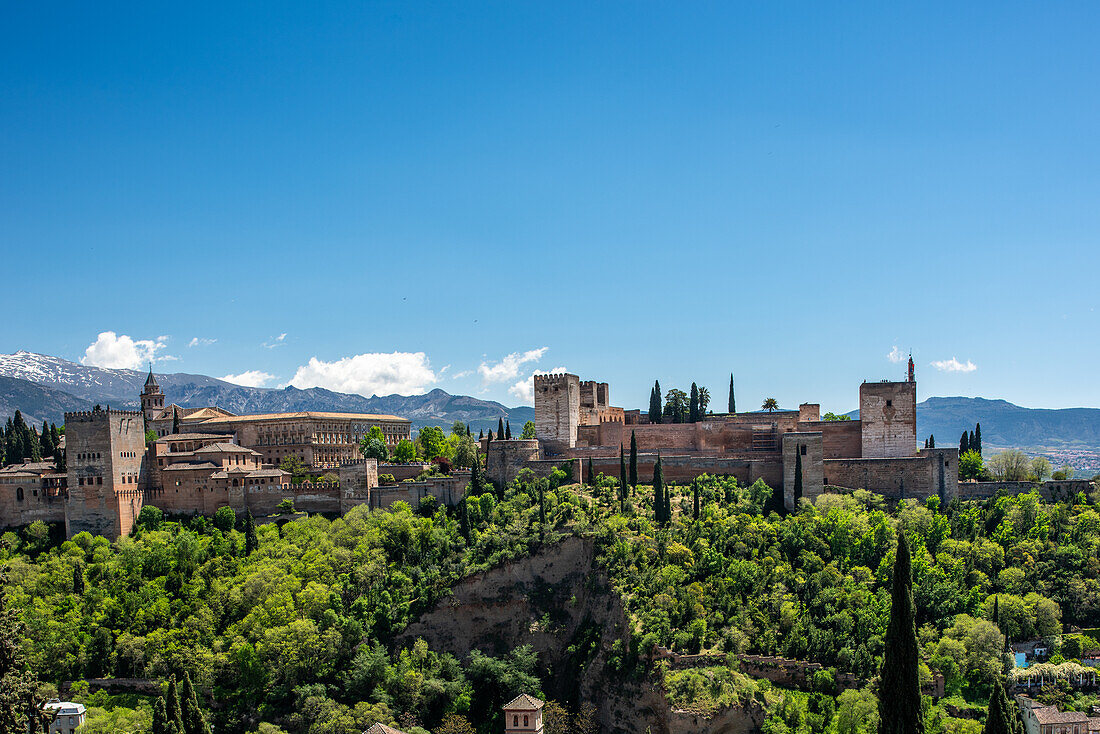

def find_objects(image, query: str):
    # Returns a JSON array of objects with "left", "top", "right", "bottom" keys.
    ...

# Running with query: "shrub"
[{"left": 213, "top": 506, "right": 236, "bottom": 531}]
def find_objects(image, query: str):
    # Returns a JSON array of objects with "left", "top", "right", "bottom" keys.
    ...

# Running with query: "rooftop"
[
  {"left": 363, "top": 724, "right": 408, "bottom": 734},
  {"left": 197, "top": 411, "right": 409, "bottom": 424},
  {"left": 1033, "top": 707, "right": 1090, "bottom": 725},
  {"left": 503, "top": 693, "right": 544, "bottom": 711},
  {"left": 156, "top": 433, "right": 231, "bottom": 442},
  {"left": 42, "top": 700, "right": 86, "bottom": 716}
]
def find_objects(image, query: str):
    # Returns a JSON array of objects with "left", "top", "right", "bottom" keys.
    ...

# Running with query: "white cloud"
[
  {"left": 887, "top": 346, "right": 906, "bottom": 363},
  {"left": 263, "top": 333, "right": 288, "bottom": 349},
  {"left": 189, "top": 337, "right": 217, "bottom": 348},
  {"left": 289, "top": 352, "right": 437, "bottom": 396},
  {"left": 478, "top": 347, "right": 548, "bottom": 384},
  {"left": 931, "top": 357, "right": 977, "bottom": 373},
  {"left": 81, "top": 331, "right": 169, "bottom": 370},
  {"left": 220, "top": 370, "right": 276, "bottom": 387},
  {"left": 509, "top": 367, "right": 569, "bottom": 405}
]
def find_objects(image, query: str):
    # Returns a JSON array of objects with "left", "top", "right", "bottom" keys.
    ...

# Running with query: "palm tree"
[
  {"left": 761, "top": 397, "right": 779, "bottom": 412},
  {"left": 697, "top": 387, "right": 711, "bottom": 415}
]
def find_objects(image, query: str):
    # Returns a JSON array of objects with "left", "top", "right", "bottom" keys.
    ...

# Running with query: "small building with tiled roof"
[
  {"left": 363, "top": 724, "right": 408, "bottom": 734},
  {"left": 503, "top": 693, "right": 544, "bottom": 734},
  {"left": 0, "top": 460, "right": 66, "bottom": 529},
  {"left": 1018, "top": 696, "right": 1091, "bottom": 734}
]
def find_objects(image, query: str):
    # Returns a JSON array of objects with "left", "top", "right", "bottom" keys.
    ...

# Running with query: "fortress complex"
[
  {"left": 491, "top": 356, "right": 961, "bottom": 509},
  {"left": 141, "top": 369, "right": 411, "bottom": 468}
]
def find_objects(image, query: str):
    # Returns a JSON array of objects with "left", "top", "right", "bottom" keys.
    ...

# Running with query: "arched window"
[
  {"left": 524, "top": 715, "right": 529, "bottom": 726},
  {"left": 513, "top": 715, "right": 518, "bottom": 726},
  {"left": 16, "top": 487, "right": 24, "bottom": 501}
]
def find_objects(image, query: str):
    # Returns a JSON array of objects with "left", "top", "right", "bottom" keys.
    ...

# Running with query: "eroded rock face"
[{"left": 397, "top": 535, "right": 763, "bottom": 734}]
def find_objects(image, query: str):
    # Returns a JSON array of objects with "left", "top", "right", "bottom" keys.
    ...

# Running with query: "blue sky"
[{"left": 2, "top": 2, "right": 1098, "bottom": 413}]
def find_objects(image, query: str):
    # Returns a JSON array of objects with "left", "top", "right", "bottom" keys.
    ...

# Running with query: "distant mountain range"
[
  {"left": 2, "top": 352, "right": 1099, "bottom": 468},
  {"left": 0, "top": 351, "right": 534, "bottom": 433}
]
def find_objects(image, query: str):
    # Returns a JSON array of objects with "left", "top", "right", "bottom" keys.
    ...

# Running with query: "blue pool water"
[{"left": 1015, "top": 652, "right": 1028, "bottom": 669}]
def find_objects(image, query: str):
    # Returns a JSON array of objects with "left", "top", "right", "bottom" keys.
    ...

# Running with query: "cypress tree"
[
  {"left": 152, "top": 696, "right": 170, "bottom": 734},
  {"left": 487, "top": 429, "right": 494, "bottom": 442},
  {"left": 728, "top": 373, "right": 736, "bottom": 414},
  {"left": 982, "top": 679, "right": 1014, "bottom": 734},
  {"left": 466, "top": 424, "right": 471, "bottom": 436},
  {"left": 968, "top": 430, "right": 975, "bottom": 453},
  {"left": 960, "top": 432, "right": 969, "bottom": 456},
  {"left": 692, "top": 479, "right": 700, "bottom": 520},
  {"left": 974, "top": 423, "right": 982, "bottom": 456},
  {"left": 649, "top": 381, "right": 662, "bottom": 424},
  {"left": 689, "top": 383, "right": 700, "bottom": 423},
  {"left": 505, "top": 421, "right": 511, "bottom": 440},
  {"left": 180, "top": 671, "right": 210, "bottom": 734},
  {"left": 470, "top": 459, "right": 483, "bottom": 495},
  {"left": 73, "top": 564, "right": 85, "bottom": 595},
  {"left": 479, "top": 429, "right": 484, "bottom": 440},
  {"left": 586, "top": 457, "right": 595, "bottom": 487},
  {"left": 458, "top": 498, "right": 470, "bottom": 541},
  {"left": 40, "top": 420, "right": 54, "bottom": 457},
  {"left": 498, "top": 417, "right": 505, "bottom": 439},
  {"left": 165, "top": 675, "right": 185, "bottom": 734},
  {"left": 172, "top": 408, "right": 180, "bottom": 434},
  {"left": 619, "top": 444, "right": 627, "bottom": 512},
  {"left": 794, "top": 449, "right": 803, "bottom": 504},
  {"left": 929, "top": 434, "right": 935, "bottom": 449},
  {"left": 244, "top": 511, "right": 258, "bottom": 555},
  {"left": 538, "top": 481, "right": 546, "bottom": 526},
  {"left": 629, "top": 431, "right": 638, "bottom": 492},
  {"left": 878, "top": 529, "right": 924, "bottom": 734},
  {"left": 653, "top": 455, "right": 665, "bottom": 524}
]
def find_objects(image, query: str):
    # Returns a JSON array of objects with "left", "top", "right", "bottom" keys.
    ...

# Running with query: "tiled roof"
[
  {"left": 0, "top": 461, "right": 58, "bottom": 475},
  {"left": 163, "top": 462, "right": 220, "bottom": 471},
  {"left": 363, "top": 725, "right": 408, "bottom": 734},
  {"left": 1033, "top": 707, "right": 1090, "bottom": 724},
  {"left": 156, "top": 433, "right": 228, "bottom": 442},
  {"left": 197, "top": 411, "right": 409, "bottom": 424},
  {"left": 194, "top": 443, "right": 260, "bottom": 454},
  {"left": 503, "top": 693, "right": 544, "bottom": 710}
]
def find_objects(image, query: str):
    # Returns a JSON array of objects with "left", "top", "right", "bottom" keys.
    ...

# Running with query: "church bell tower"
[{"left": 141, "top": 366, "right": 165, "bottom": 424}]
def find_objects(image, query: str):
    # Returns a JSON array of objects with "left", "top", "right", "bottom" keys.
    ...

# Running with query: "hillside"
[
  {"left": 0, "top": 351, "right": 534, "bottom": 432},
  {"left": 0, "top": 377, "right": 88, "bottom": 426}
]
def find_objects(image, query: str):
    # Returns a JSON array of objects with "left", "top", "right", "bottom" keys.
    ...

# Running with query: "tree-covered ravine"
[{"left": 3, "top": 468, "right": 1100, "bottom": 734}]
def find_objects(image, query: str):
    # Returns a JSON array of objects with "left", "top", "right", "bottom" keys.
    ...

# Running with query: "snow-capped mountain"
[{"left": 0, "top": 351, "right": 534, "bottom": 432}]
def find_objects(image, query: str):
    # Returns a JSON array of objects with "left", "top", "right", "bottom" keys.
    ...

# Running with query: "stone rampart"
[{"left": 957, "top": 479, "right": 1094, "bottom": 501}]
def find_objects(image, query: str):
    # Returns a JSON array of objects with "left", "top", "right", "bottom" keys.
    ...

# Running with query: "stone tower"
[
  {"left": 533, "top": 373, "right": 580, "bottom": 455},
  {"left": 503, "top": 694, "right": 544, "bottom": 734},
  {"left": 908, "top": 354, "right": 915, "bottom": 383},
  {"left": 141, "top": 366, "right": 165, "bottom": 424},
  {"left": 859, "top": 371, "right": 917, "bottom": 459},
  {"left": 64, "top": 407, "right": 148, "bottom": 539}
]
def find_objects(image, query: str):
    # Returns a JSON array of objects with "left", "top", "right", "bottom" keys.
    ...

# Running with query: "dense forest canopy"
[{"left": 3, "top": 468, "right": 1100, "bottom": 734}]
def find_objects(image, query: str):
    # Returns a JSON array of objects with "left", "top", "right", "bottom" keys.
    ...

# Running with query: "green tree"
[
  {"left": 505, "top": 421, "right": 511, "bottom": 440},
  {"left": 960, "top": 450, "right": 987, "bottom": 481},
  {"left": 982, "top": 679, "right": 1015, "bottom": 734},
  {"left": 762, "top": 398, "right": 780, "bottom": 413},
  {"left": 146, "top": 428, "right": 159, "bottom": 445},
  {"left": 450, "top": 421, "right": 466, "bottom": 437},
  {"left": 728, "top": 373, "right": 736, "bottom": 413},
  {"left": 452, "top": 434, "right": 478, "bottom": 469},
  {"left": 419, "top": 426, "right": 448, "bottom": 460},
  {"left": 435, "top": 714, "right": 476, "bottom": 734},
  {"left": 987, "top": 450, "right": 1030, "bottom": 481},
  {"left": 586, "top": 457, "right": 595, "bottom": 487},
  {"left": 497, "top": 417, "right": 505, "bottom": 439},
  {"left": 521, "top": 421, "right": 536, "bottom": 440},
  {"left": 689, "top": 383, "right": 700, "bottom": 423},
  {"left": 213, "top": 506, "right": 236, "bottom": 532},
  {"left": 279, "top": 454, "right": 308, "bottom": 482},
  {"left": 392, "top": 439, "right": 418, "bottom": 463},
  {"left": 180, "top": 671, "right": 211, "bottom": 734},
  {"left": 927, "top": 434, "right": 935, "bottom": 449},
  {"left": 172, "top": 408, "right": 180, "bottom": 434},
  {"left": 649, "top": 381, "right": 662, "bottom": 424},
  {"left": 629, "top": 431, "right": 638, "bottom": 492},
  {"left": 960, "top": 431, "right": 970, "bottom": 456},
  {"left": 0, "top": 569, "right": 44, "bottom": 734},
  {"left": 138, "top": 505, "right": 164, "bottom": 531},
  {"left": 1029, "top": 457, "right": 1051, "bottom": 482},
  {"left": 664, "top": 389, "right": 688, "bottom": 423},
  {"left": 360, "top": 438, "right": 388, "bottom": 462},
  {"left": 878, "top": 530, "right": 924, "bottom": 734},
  {"left": 165, "top": 675, "right": 185, "bottom": 734},
  {"left": 244, "top": 511, "right": 258, "bottom": 555},
  {"left": 692, "top": 479, "right": 700, "bottom": 520},
  {"left": 653, "top": 455, "right": 666, "bottom": 524},
  {"left": 974, "top": 423, "right": 982, "bottom": 455},
  {"left": 619, "top": 445, "right": 628, "bottom": 512},
  {"left": 823, "top": 412, "right": 851, "bottom": 421}
]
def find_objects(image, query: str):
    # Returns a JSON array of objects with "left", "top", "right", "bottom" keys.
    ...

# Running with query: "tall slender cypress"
[
  {"left": 653, "top": 455, "right": 666, "bottom": 524},
  {"left": 619, "top": 445, "right": 627, "bottom": 512},
  {"left": 689, "top": 383, "right": 700, "bottom": 423},
  {"left": 960, "top": 432, "right": 969, "bottom": 456},
  {"left": 152, "top": 696, "right": 171, "bottom": 734},
  {"left": 244, "top": 511, "right": 258, "bottom": 555},
  {"left": 982, "top": 679, "right": 1015, "bottom": 734},
  {"left": 928, "top": 434, "right": 935, "bottom": 449},
  {"left": 180, "top": 671, "right": 210, "bottom": 734},
  {"left": 629, "top": 431, "right": 638, "bottom": 492},
  {"left": 974, "top": 423, "right": 982, "bottom": 456},
  {"left": 498, "top": 417, "right": 505, "bottom": 439},
  {"left": 172, "top": 408, "right": 180, "bottom": 434},
  {"left": 878, "top": 529, "right": 924, "bottom": 734},
  {"left": 505, "top": 421, "right": 511, "bottom": 440},
  {"left": 586, "top": 457, "right": 595, "bottom": 487},
  {"left": 692, "top": 479, "right": 700, "bottom": 520},
  {"left": 968, "top": 430, "right": 975, "bottom": 453},
  {"left": 728, "top": 373, "right": 736, "bottom": 414},
  {"left": 649, "top": 380, "right": 662, "bottom": 424},
  {"left": 165, "top": 675, "right": 185, "bottom": 734}
]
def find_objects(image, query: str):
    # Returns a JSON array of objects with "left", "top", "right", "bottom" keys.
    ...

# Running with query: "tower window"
[
  {"left": 800, "top": 445, "right": 807, "bottom": 456},
  {"left": 886, "top": 400, "right": 892, "bottom": 407}
]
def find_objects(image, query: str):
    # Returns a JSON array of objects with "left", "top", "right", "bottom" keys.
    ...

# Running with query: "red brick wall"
[{"left": 808, "top": 420, "right": 863, "bottom": 459}]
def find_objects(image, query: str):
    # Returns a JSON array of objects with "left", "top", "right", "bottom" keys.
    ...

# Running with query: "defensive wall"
[
  {"left": 955, "top": 479, "right": 1094, "bottom": 502},
  {"left": 824, "top": 448, "right": 958, "bottom": 503}
]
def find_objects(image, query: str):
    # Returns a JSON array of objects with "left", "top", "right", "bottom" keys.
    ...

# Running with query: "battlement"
[
  {"left": 65, "top": 408, "right": 144, "bottom": 421},
  {"left": 533, "top": 373, "right": 575, "bottom": 384}
]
